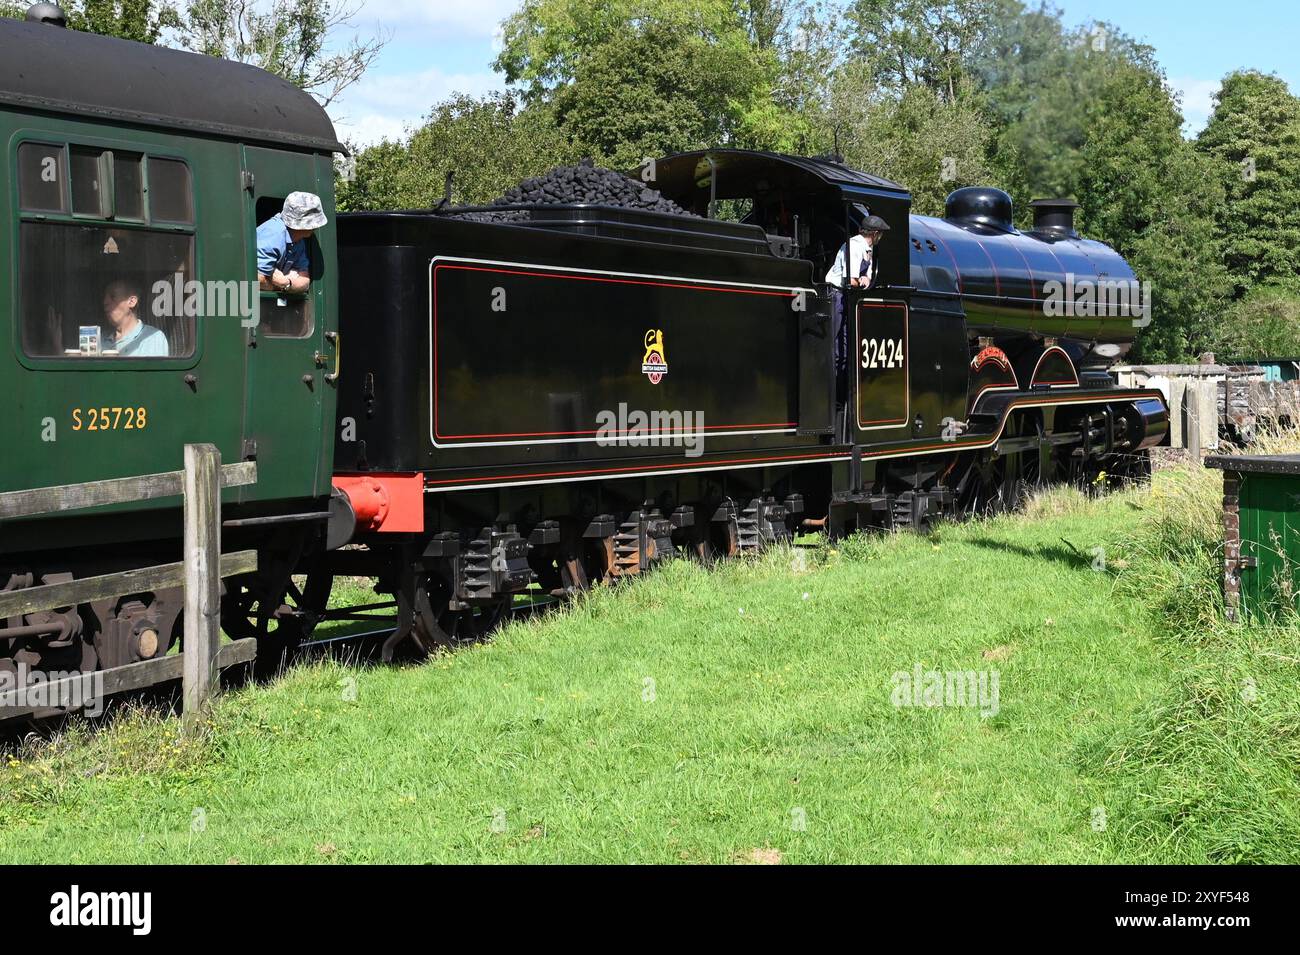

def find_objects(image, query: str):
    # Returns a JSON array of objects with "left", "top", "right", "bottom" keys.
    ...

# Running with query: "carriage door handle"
[{"left": 315, "top": 332, "right": 341, "bottom": 384}]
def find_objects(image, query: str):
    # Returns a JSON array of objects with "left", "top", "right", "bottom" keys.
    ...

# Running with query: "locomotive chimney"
[
  {"left": 25, "top": 3, "right": 67, "bottom": 26},
  {"left": 1029, "top": 199, "right": 1080, "bottom": 239}
]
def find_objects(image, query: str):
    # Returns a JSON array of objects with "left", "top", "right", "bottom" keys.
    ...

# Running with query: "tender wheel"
[{"left": 221, "top": 570, "right": 330, "bottom": 678}]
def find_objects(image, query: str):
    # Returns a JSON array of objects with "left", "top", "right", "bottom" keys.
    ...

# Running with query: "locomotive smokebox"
[
  {"left": 944, "top": 186, "right": 1014, "bottom": 232},
  {"left": 1029, "top": 198, "right": 1080, "bottom": 238}
]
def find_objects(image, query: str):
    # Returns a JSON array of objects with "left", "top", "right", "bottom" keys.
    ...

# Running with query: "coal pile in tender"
[{"left": 453, "top": 159, "right": 697, "bottom": 222}]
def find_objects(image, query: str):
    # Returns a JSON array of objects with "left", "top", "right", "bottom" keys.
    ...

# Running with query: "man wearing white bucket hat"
[{"left": 256, "top": 191, "right": 328, "bottom": 293}]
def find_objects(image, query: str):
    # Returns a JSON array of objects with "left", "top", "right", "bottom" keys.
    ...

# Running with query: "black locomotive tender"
[{"left": 329, "top": 150, "right": 1168, "bottom": 655}]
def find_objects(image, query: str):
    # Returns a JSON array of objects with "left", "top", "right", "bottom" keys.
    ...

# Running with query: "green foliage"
[
  {"left": 980, "top": 17, "right": 1160, "bottom": 201},
  {"left": 1, "top": 0, "right": 174, "bottom": 41},
  {"left": 1197, "top": 70, "right": 1300, "bottom": 296},
  {"left": 1075, "top": 61, "right": 1231, "bottom": 361},
  {"left": 337, "top": 94, "right": 572, "bottom": 211},
  {"left": 847, "top": 0, "right": 1006, "bottom": 100},
  {"left": 497, "top": 0, "right": 824, "bottom": 161},
  {"left": 69, "top": 0, "right": 173, "bottom": 42},
  {"left": 1212, "top": 286, "right": 1300, "bottom": 358},
  {"left": 551, "top": 11, "right": 789, "bottom": 166},
  {"left": 819, "top": 68, "right": 1009, "bottom": 217}
]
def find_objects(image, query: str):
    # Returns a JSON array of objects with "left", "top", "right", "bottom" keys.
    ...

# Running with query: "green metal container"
[{"left": 1205, "top": 454, "right": 1300, "bottom": 621}]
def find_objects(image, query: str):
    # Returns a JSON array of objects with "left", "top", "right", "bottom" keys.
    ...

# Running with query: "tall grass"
[
  {"left": 1085, "top": 427, "right": 1300, "bottom": 863},
  {"left": 4, "top": 441, "right": 1298, "bottom": 862}
]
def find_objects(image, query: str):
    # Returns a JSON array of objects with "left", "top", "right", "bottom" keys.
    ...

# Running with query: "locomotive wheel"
[
  {"left": 534, "top": 550, "right": 589, "bottom": 598},
  {"left": 956, "top": 451, "right": 1012, "bottom": 517},
  {"left": 714, "top": 518, "right": 741, "bottom": 558},
  {"left": 956, "top": 415, "right": 1040, "bottom": 517},
  {"left": 445, "top": 601, "right": 508, "bottom": 643},
  {"left": 221, "top": 570, "right": 332, "bottom": 678},
  {"left": 688, "top": 523, "right": 717, "bottom": 563}
]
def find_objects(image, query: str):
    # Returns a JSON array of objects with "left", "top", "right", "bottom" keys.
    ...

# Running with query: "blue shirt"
[
  {"left": 112, "top": 320, "right": 169, "bottom": 357},
  {"left": 256, "top": 213, "right": 311, "bottom": 276}
]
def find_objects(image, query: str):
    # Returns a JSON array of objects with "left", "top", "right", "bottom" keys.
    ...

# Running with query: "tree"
[
  {"left": 976, "top": 11, "right": 1162, "bottom": 201},
  {"left": 847, "top": 0, "right": 1006, "bottom": 101},
  {"left": 337, "top": 93, "right": 572, "bottom": 212},
  {"left": 2, "top": 0, "right": 174, "bottom": 41},
  {"left": 175, "top": 0, "right": 387, "bottom": 105},
  {"left": 552, "top": 12, "right": 776, "bottom": 166},
  {"left": 1076, "top": 61, "right": 1231, "bottom": 360},
  {"left": 1197, "top": 70, "right": 1300, "bottom": 296},
  {"left": 815, "top": 65, "right": 1009, "bottom": 217},
  {"left": 1211, "top": 286, "right": 1300, "bottom": 359},
  {"left": 496, "top": 0, "right": 819, "bottom": 161}
]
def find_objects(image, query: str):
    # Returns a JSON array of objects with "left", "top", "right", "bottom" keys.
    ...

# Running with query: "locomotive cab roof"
[
  {"left": 651, "top": 149, "right": 910, "bottom": 209},
  {"left": 0, "top": 17, "right": 345, "bottom": 154}
]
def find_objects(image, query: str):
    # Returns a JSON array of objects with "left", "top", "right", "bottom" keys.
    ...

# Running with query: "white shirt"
[{"left": 824, "top": 233, "right": 875, "bottom": 286}]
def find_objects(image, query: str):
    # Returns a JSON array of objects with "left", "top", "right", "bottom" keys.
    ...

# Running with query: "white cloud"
[
  {"left": 1171, "top": 76, "right": 1221, "bottom": 135},
  {"left": 329, "top": 65, "right": 505, "bottom": 146}
]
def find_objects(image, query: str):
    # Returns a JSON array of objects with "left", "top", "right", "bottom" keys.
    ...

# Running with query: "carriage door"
[{"left": 240, "top": 145, "right": 329, "bottom": 502}]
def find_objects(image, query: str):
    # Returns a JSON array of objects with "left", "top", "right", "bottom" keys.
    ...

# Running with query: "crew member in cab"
[
  {"left": 102, "top": 280, "right": 169, "bottom": 357},
  {"left": 824, "top": 215, "right": 891, "bottom": 416},
  {"left": 257, "top": 192, "right": 328, "bottom": 293}
]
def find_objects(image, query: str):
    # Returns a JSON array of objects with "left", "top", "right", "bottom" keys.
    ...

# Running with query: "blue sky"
[{"left": 329, "top": 1, "right": 1300, "bottom": 146}]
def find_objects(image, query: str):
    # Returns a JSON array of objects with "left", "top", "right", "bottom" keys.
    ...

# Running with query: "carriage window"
[
  {"left": 114, "top": 152, "right": 145, "bottom": 221},
  {"left": 18, "top": 143, "right": 66, "bottom": 213},
  {"left": 259, "top": 293, "right": 312, "bottom": 337},
  {"left": 149, "top": 157, "right": 193, "bottom": 223},
  {"left": 70, "top": 147, "right": 109, "bottom": 217},
  {"left": 254, "top": 195, "right": 315, "bottom": 338},
  {"left": 20, "top": 222, "right": 196, "bottom": 359}
]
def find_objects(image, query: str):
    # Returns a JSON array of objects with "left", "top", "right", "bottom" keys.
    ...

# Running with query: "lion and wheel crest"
[{"left": 641, "top": 328, "right": 668, "bottom": 384}]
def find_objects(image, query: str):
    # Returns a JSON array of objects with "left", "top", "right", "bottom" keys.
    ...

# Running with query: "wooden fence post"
[{"left": 182, "top": 443, "right": 222, "bottom": 729}]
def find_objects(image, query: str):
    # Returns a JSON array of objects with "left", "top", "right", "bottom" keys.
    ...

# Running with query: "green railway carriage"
[{"left": 0, "top": 16, "right": 344, "bottom": 673}]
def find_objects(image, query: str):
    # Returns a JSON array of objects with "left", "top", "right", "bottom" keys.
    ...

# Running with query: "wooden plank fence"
[{"left": 0, "top": 444, "right": 258, "bottom": 730}]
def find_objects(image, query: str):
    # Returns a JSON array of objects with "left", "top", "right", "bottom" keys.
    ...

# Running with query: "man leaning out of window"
[{"left": 257, "top": 191, "right": 328, "bottom": 293}]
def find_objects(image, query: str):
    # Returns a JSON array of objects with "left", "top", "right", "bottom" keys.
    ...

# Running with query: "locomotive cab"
[{"left": 652, "top": 150, "right": 912, "bottom": 292}]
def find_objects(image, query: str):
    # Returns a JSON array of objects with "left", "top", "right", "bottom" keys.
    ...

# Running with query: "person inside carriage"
[{"left": 100, "top": 279, "right": 168, "bottom": 357}]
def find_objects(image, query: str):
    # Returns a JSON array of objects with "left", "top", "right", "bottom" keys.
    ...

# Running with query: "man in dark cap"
[
  {"left": 825, "top": 215, "right": 891, "bottom": 426},
  {"left": 855, "top": 215, "right": 891, "bottom": 288}
]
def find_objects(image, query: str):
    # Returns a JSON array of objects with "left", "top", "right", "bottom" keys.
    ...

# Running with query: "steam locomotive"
[
  {"left": 0, "top": 11, "right": 1167, "bottom": 690},
  {"left": 323, "top": 152, "right": 1167, "bottom": 654}
]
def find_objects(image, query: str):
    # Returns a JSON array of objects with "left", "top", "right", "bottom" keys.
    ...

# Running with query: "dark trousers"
[
  {"left": 830, "top": 286, "right": 853, "bottom": 442},
  {"left": 830, "top": 286, "right": 850, "bottom": 404}
]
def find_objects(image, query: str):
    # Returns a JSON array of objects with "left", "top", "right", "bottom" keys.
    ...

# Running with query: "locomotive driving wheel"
[{"left": 955, "top": 414, "right": 1040, "bottom": 517}]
